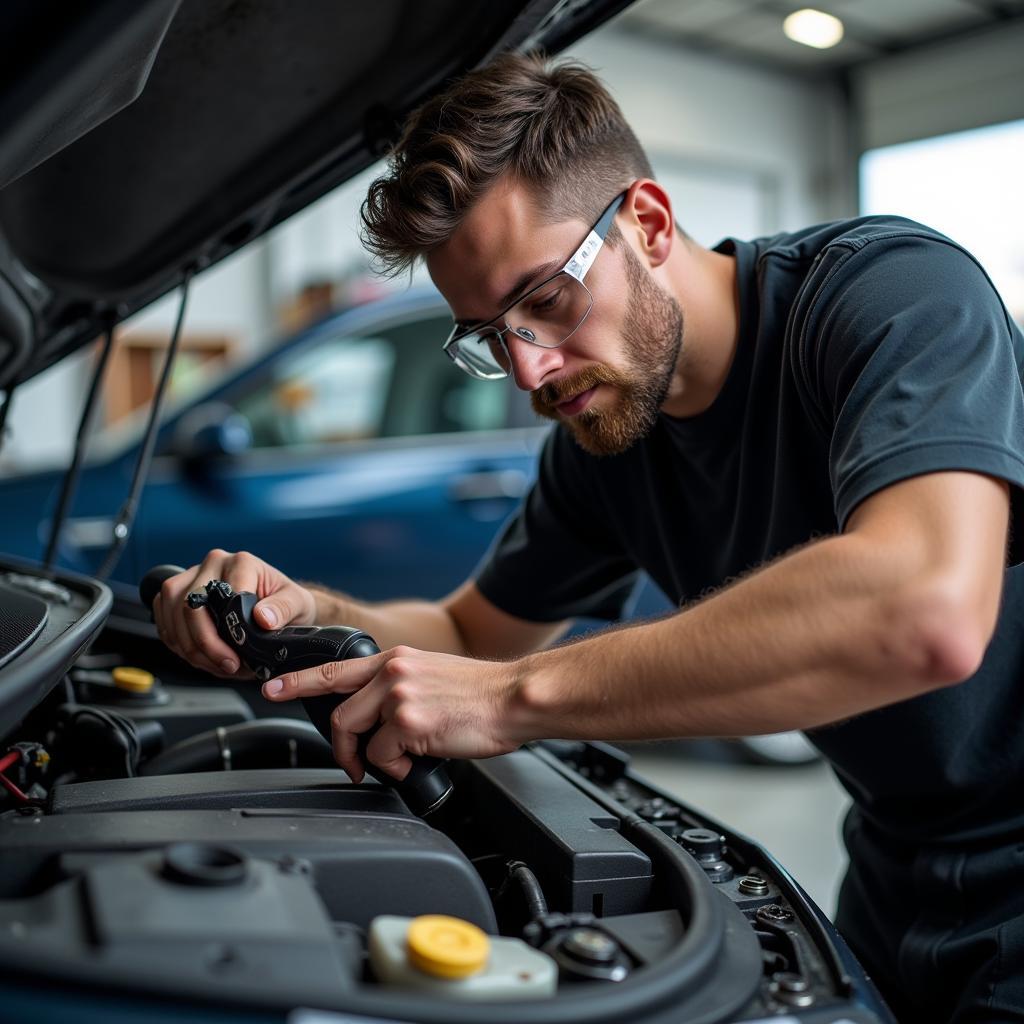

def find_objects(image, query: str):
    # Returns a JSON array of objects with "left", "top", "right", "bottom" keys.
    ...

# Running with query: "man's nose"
[{"left": 505, "top": 332, "right": 565, "bottom": 391}]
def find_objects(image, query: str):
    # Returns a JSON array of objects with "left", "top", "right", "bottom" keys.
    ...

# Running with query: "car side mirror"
[{"left": 169, "top": 402, "right": 253, "bottom": 463}]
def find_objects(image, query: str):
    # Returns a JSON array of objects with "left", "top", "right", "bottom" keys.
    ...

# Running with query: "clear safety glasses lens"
[{"left": 445, "top": 272, "right": 593, "bottom": 381}]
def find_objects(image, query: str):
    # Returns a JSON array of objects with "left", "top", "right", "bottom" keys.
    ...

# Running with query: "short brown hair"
[{"left": 360, "top": 52, "right": 654, "bottom": 277}]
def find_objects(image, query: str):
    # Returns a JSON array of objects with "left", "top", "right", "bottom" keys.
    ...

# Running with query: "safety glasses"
[{"left": 443, "top": 192, "right": 626, "bottom": 380}]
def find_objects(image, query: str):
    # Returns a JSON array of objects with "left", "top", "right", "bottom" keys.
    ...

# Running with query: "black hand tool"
[{"left": 140, "top": 565, "right": 453, "bottom": 816}]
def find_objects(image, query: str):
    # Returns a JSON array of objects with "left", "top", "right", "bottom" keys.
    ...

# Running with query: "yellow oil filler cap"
[
  {"left": 406, "top": 915, "right": 490, "bottom": 979},
  {"left": 112, "top": 666, "right": 155, "bottom": 693}
]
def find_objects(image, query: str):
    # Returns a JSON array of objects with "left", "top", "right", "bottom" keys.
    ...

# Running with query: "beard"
[{"left": 530, "top": 244, "right": 683, "bottom": 456}]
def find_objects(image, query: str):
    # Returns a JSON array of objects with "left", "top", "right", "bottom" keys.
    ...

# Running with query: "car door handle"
[
  {"left": 448, "top": 470, "right": 529, "bottom": 503},
  {"left": 62, "top": 517, "right": 118, "bottom": 550}
]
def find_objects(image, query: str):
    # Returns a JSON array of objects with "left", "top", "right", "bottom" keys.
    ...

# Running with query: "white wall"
[
  {"left": 572, "top": 26, "right": 852, "bottom": 237},
  {"left": 273, "top": 27, "right": 853, "bottom": 296},
  {"left": 852, "top": 20, "right": 1024, "bottom": 152},
  {"left": 271, "top": 164, "right": 389, "bottom": 302},
  {"left": 1, "top": 352, "right": 91, "bottom": 469},
  {"left": 123, "top": 236, "right": 274, "bottom": 353}
]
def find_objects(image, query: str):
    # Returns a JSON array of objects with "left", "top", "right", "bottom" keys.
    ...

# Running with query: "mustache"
[{"left": 531, "top": 364, "right": 626, "bottom": 411}]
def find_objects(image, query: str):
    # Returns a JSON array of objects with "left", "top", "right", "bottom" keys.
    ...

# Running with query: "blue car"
[{"left": 3, "top": 288, "right": 555, "bottom": 601}]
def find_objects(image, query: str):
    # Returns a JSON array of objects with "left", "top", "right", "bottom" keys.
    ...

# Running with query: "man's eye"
[{"left": 529, "top": 288, "right": 562, "bottom": 315}]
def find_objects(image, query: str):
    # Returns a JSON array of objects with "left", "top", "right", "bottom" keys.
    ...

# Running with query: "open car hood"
[{"left": 0, "top": 0, "right": 630, "bottom": 390}]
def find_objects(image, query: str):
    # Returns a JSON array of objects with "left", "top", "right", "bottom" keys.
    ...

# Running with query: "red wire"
[
  {"left": 0, "top": 771, "right": 29, "bottom": 803},
  {"left": 0, "top": 750, "right": 29, "bottom": 803}
]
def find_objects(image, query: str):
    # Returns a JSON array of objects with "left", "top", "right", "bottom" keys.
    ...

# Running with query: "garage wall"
[
  {"left": 273, "top": 26, "right": 854, "bottom": 294},
  {"left": 1, "top": 354, "right": 89, "bottom": 470},
  {"left": 573, "top": 26, "right": 853, "bottom": 238},
  {"left": 852, "top": 20, "right": 1024, "bottom": 152}
]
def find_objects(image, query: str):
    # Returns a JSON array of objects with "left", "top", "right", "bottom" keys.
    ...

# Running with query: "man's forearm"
[
  {"left": 304, "top": 585, "right": 466, "bottom": 654},
  {"left": 507, "top": 531, "right": 987, "bottom": 744}
]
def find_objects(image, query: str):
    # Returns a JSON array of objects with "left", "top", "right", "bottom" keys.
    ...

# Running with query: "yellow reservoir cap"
[
  {"left": 406, "top": 915, "right": 490, "bottom": 979},
  {"left": 112, "top": 667, "right": 155, "bottom": 693}
]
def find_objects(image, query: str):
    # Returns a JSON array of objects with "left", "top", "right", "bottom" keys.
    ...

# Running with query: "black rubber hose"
[
  {"left": 140, "top": 718, "right": 335, "bottom": 776},
  {"left": 496, "top": 860, "right": 549, "bottom": 920}
]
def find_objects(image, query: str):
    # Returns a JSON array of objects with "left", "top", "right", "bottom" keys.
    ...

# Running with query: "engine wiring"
[
  {"left": 0, "top": 769, "right": 30, "bottom": 804},
  {"left": 0, "top": 749, "right": 30, "bottom": 804}
]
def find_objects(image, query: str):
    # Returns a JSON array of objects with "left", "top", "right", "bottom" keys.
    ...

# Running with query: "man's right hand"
[{"left": 151, "top": 549, "right": 317, "bottom": 677}]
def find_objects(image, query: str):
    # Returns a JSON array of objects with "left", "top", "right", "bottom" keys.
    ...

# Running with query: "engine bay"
[{"left": 0, "top": 555, "right": 888, "bottom": 1022}]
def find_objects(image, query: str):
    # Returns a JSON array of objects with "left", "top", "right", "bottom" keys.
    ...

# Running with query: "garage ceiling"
[{"left": 617, "top": 0, "right": 1024, "bottom": 72}]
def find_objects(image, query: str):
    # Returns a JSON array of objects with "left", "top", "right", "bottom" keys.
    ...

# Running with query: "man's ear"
[{"left": 624, "top": 179, "right": 674, "bottom": 269}]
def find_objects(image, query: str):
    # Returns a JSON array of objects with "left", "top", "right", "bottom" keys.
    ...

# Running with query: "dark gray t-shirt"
[{"left": 476, "top": 215, "right": 1024, "bottom": 844}]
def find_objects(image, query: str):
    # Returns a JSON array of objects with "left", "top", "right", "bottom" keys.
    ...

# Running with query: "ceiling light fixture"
[{"left": 783, "top": 8, "right": 844, "bottom": 49}]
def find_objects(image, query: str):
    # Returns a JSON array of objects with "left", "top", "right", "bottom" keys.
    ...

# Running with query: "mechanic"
[{"left": 153, "top": 54, "right": 1024, "bottom": 1023}]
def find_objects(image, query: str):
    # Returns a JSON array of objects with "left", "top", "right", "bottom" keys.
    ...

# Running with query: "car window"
[
  {"left": 234, "top": 336, "right": 395, "bottom": 447},
  {"left": 229, "top": 310, "right": 511, "bottom": 449}
]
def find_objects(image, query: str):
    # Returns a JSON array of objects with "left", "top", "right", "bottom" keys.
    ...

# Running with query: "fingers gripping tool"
[{"left": 140, "top": 567, "right": 453, "bottom": 816}]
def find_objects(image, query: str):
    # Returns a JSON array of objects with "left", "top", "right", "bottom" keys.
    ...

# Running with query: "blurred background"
[{"left": 3, "top": 0, "right": 1023, "bottom": 916}]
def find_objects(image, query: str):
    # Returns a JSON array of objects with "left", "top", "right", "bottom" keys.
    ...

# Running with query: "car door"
[{"left": 131, "top": 299, "right": 544, "bottom": 601}]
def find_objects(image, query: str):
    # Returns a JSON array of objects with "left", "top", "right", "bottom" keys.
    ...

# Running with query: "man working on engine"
[{"left": 153, "top": 54, "right": 1024, "bottom": 1022}]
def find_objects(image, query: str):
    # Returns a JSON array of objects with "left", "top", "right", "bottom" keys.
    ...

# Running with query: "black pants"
[{"left": 836, "top": 809, "right": 1024, "bottom": 1024}]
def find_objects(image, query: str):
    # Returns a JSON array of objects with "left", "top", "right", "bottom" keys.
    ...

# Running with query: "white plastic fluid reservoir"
[{"left": 368, "top": 914, "right": 558, "bottom": 1000}]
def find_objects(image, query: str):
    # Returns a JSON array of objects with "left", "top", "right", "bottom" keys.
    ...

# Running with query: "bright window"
[{"left": 860, "top": 119, "right": 1024, "bottom": 327}]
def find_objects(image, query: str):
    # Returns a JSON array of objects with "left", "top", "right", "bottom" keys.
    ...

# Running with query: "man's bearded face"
[{"left": 530, "top": 243, "right": 683, "bottom": 456}]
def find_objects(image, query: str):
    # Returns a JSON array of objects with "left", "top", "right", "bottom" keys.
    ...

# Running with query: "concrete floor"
[{"left": 625, "top": 742, "right": 851, "bottom": 917}]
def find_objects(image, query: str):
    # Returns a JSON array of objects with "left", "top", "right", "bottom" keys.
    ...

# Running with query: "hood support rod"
[
  {"left": 96, "top": 269, "right": 193, "bottom": 580},
  {"left": 43, "top": 314, "right": 118, "bottom": 571}
]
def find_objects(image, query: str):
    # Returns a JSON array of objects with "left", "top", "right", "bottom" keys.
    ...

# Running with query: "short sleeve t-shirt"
[{"left": 476, "top": 216, "right": 1024, "bottom": 844}]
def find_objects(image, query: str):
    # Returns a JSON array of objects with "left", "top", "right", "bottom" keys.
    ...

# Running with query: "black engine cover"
[{"left": 5, "top": 769, "right": 495, "bottom": 932}]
